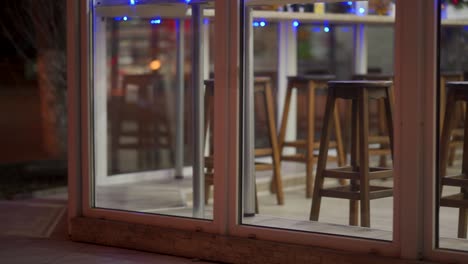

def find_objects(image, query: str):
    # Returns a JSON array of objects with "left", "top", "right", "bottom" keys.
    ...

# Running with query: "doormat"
[{"left": 0, "top": 200, "right": 66, "bottom": 238}]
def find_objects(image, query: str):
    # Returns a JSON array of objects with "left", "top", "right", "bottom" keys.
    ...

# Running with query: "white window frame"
[
  {"left": 68, "top": 0, "right": 232, "bottom": 234},
  {"left": 66, "top": 0, "right": 468, "bottom": 261}
]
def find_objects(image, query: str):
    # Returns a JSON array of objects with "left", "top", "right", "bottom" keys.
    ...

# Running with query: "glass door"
[
  {"left": 437, "top": 0, "right": 468, "bottom": 252},
  {"left": 238, "top": 0, "right": 397, "bottom": 240}
]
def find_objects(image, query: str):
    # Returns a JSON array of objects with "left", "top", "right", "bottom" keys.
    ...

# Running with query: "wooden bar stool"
[
  {"left": 352, "top": 74, "right": 394, "bottom": 167},
  {"left": 110, "top": 74, "right": 173, "bottom": 173},
  {"left": 279, "top": 75, "right": 346, "bottom": 198},
  {"left": 440, "top": 72, "right": 465, "bottom": 168},
  {"left": 204, "top": 78, "right": 284, "bottom": 208},
  {"left": 440, "top": 81, "right": 468, "bottom": 238},
  {"left": 310, "top": 80, "right": 394, "bottom": 228}
]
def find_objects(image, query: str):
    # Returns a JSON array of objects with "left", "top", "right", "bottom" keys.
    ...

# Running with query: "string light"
[
  {"left": 324, "top": 26, "right": 330, "bottom": 33},
  {"left": 129, "top": 0, "right": 135, "bottom": 5},
  {"left": 253, "top": 21, "right": 260, "bottom": 27},
  {"left": 150, "top": 19, "right": 162, "bottom": 24},
  {"left": 259, "top": 21, "right": 266, "bottom": 27},
  {"left": 293, "top": 20, "right": 300, "bottom": 27},
  {"left": 123, "top": 16, "right": 128, "bottom": 21},
  {"left": 358, "top": 7, "right": 366, "bottom": 14}
]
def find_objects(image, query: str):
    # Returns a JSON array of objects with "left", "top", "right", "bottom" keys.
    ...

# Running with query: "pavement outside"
[{"left": 0, "top": 195, "right": 215, "bottom": 264}]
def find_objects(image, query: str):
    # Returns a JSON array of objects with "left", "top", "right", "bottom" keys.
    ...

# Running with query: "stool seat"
[
  {"left": 446, "top": 81, "right": 468, "bottom": 89},
  {"left": 287, "top": 75, "right": 336, "bottom": 82},
  {"left": 352, "top": 73, "right": 394, "bottom": 80},
  {"left": 442, "top": 71, "right": 464, "bottom": 78},
  {"left": 328, "top": 80, "right": 393, "bottom": 89}
]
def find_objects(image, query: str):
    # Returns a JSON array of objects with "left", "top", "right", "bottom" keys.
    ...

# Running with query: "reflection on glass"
[
  {"left": 241, "top": 1, "right": 395, "bottom": 240},
  {"left": 438, "top": 0, "right": 468, "bottom": 251},
  {"left": 91, "top": 1, "right": 214, "bottom": 219}
]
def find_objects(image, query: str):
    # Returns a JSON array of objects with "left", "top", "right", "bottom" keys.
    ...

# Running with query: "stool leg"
[
  {"left": 384, "top": 88, "right": 395, "bottom": 160},
  {"left": 333, "top": 102, "right": 346, "bottom": 167},
  {"left": 306, "top": 81, "right": 317, "bottom": 198},
  {"left": 350, "top": 99, "right": 359, "bottom": 226},
  {"left": 448, "top": 101, "right": 465, "bottom": 166},
  {"left": 458, "top": 104, "right": 468, "bottom": 238},
  {"left": 255, "top": 183, "right": 259, "bottom": 214},
  {"left": 265, "top": 82, "right": 284, "bottom": 205},
  {"left": 272, "top": 84, "right": 293, "bottom": 195},
  {"left": 204, "top": 87, "right": 213, "bottom": 203},
  {"left": 359, "top": 89, "right": 371, "bottom": 228},
  {"left": 440, "top": 77, "right": 447, "bottom": 137},
  {"left": 278, "top": 84, "right": 293, "bottom": 151},
  {"left": 378, "top": 99, "right": 388, "bottom": 167},
  {"left": 458, "top": 207, "right": 467, "bottom": 239},
  {"left": 440, "top": 91, "right": 456, "bottom": 181},
  {"left": 310, "top": 92, "right": 335, "bottom": 221}
]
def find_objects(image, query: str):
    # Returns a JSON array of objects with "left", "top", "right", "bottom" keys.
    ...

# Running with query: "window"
[{"left": 67, "top": 0, "right": 468, "bottom": 262}]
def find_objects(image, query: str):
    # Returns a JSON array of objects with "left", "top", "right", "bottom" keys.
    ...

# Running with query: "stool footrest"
[
  {"left": 281, "top": 154, "right": 306, "bottom": 162},
  {"left": 451, "top": 128, "right": 464, "bottom": 137},
  {"left": 283, "top": 140, "right": 338, "bottom": 149},
  {"left": 368, "top": 149, "right": 391, "bottom": 155},
  {"left": 442, "top": 174, "right": 468, "bottom": 187},
  {"left": 255, "top": 162, "right": 274, "bottom": 171},
  {"left": 323, "top": 167, "right": 393, "bottom": 180},
  {"left": 449, "top": 142, "right": 464, "bottom": 148},
  {"left": 255, "top": 148, "right": 273, "bottom": 156},
  {"left": 368, "top": 136, "right": 390, "bottom": 144},
  {"left": 320, "top": 185, "right": 393, "bottom": 200},
  {"left": 440, "top": 193, "right": 468, "bottom": 208}
]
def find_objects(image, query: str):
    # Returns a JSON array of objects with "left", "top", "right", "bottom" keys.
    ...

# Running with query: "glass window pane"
[
  {"left": 91, "top": 0, "right": 215, "bottom": 219},
  {"left": 240, "top": 0, "right": 395, "bottom": 240},
  {"left": 438, "top": 1, "right": 468, "bottom": 251}
]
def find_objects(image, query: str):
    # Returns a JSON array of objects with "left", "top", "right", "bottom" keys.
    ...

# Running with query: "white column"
[
  {"left": 243, "top": 7, "right": 256, "bottom": 216},
  {"left": 191, "top": 4, "right": 205, "bottom": 219},
  {"left": 203, "top": 17, "right": 211, "bottom": 157},
  {"left": 174, "top": 19, "right": 185, "bottom": 179},
  {"left": 354, "top": 1, "right": 368, "bottom": 74},
  {"left": 94, "top": 17, "right": 108, "bottom": 186},
  {"left": 277, "top": 21, "right": 297, "bottom": 155},
  {"left": 203, "top": 19, "right": 210, "bottom": 80}
]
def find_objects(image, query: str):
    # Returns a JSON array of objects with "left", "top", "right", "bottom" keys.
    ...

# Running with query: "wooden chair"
[
  {"left": 204, "top": 78, "right": 284, "bottom": 210},
  {"left": 278, "top": 75, "right": 346, "bottom": 198},
  {"left": 439, "top": 81, "right": 468, "bottom": 239},
  {"left": 352, "top": 74, "right": 394, "bottom": 167},
  {"left": 109, "top": 73, "right": 173, "bottom": 173},
  {"left": 310, "top": 80, "right": 394, "bottom": 228}
]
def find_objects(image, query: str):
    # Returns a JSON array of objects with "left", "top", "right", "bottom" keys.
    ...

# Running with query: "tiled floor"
[
  {"left": 0, "top": 199, "right": 215, "bottom": 264},
  {"left": 0, "top": 236, "right": 214, "bottom": 264}
]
